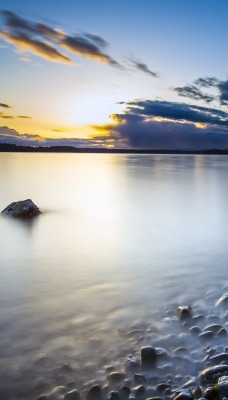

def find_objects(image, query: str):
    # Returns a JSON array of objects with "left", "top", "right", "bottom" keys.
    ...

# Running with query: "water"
[{"left": 0, "top": 153, "right": 228, "bottom": 399}]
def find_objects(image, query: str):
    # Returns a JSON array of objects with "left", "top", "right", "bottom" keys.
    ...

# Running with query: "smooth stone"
[
  {"left": 193, "top": 386, "right": 202, "bottom": 399},
  {"left": 107, "top": 391, "right": 122, "bottom": 400},
  {"left": 86, "top": 385, "right": 102, "bottom": 400},
  {"left": 199, "top": 331, "right": 214, "bottom": 341},
  {"left": 172, "top": 389, "right": 193, "bottom": 400},
  {"left": 47, "top": 386, "right": 67, "bottom": 399},
  {"left": 199, "top": 365, "right": 228, "bottom": 384},
  {"left": 107, "top": 372, "right": 126, "bottom": 382},
  {"left": 1, "top": 199, "right": 41, "bottom": 217},
  {"left": 190, "top": 326, "right": 201, "bottom": 335},
  {"left": 176, "top": 306, "right": 192, "bottom": 320},
  {"left": 209, "top": 354, "right": 228, "bottom": 365},
  {"left": 36, "top": 396, "right": 48, "bottom": 400},
  {"left": 215, "top": 295, "right": 228, "bottom": 308},
  {"left": 202, "top": 386, "right": 217, "bottom": 400},
  {"left": 64, "top": 390, "right": 81, "bottom": 400},
  {"left": 141, "top": 346, "right": 157, "bottom": 369},
  {"left": 156, "top": 347, "right": 170, "bottom": 360},
  {"left": 203, "top": 325, "right": 223, "bottom": 333},
  {"left": 124, "top": 355, "right": 140, "bottom": 370},
  {"left": 174, "top": 347, "right": 187, "bottom": 355},
  {"left": 120, "top": 386, "right": 131, "bottom": 397},
  {"left": 217, "top": 329, "right": 227, "bottom": 337},
  {"left": 134, "top": 385, "right": 145, "bottom": 396},
  {"left": 156, "top": 383, "right": 171, "bottom": 394},
  {"left": 192, "top": 315, "right": 205, "bottom": 322},
  {"left": 218, "top": 380, "right": 228, "bottom": 398}
]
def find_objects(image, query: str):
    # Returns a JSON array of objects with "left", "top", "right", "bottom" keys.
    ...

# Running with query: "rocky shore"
[{"left": 32, "top": 294, "right": 228, "bottom": 400}]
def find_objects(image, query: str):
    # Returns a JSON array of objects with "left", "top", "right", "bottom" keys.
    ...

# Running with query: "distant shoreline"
[{"left": 1, "top": 143, "right": 228, "bottom": 155}]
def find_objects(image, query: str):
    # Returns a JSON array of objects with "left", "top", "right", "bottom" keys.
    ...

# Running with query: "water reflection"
[{"left": 0, "top": 153, "right": 228, "bottom": 399}]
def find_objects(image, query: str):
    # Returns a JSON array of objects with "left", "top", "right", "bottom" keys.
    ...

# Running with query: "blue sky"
[{"left": 0, "top": 0, "right": 228, "bottom": 149}]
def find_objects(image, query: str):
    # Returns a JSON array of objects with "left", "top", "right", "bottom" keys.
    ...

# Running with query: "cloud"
[
  {"left": 17, "top": 115, "right": 32, "bottom": 119},
  {"left": 218, "top": 80, "right": 228, "bottom": 105},
  {"left": 0, "top": 102, "right": 12, "bottom": 108},
  {"left": 60, "top": 33, "right": 120, "bottom": 66},
  {"left": 0, "top": 126, "right": 112, "bottom": 148},
  {"left": 176, "top": 76, "right": 228, "bottom": 106},
  {"left": 0, "top": 30, "right": 72, "bottom": 64},
  {"left": 0, "top": 10, "right": 119, "bottom": 66},
  {"left": 1, "top": 115, "right": 14, "bottom": 119},
  {"left": 131, "top": 58, "right": 158, "bottom": 78},
  {"left": 174, "top": 85, "right": 214, "bottom": 103},
  {"left": 95, "top": 99, "right": 228, "bottom": 150}
]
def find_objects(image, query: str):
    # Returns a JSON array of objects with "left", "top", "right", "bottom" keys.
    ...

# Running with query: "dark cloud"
[
  {"left": 0, "top": 10, "right": 119, "bottom": 66},
  {"left": 177, "top": 76, "right": 228, "bottom": 106},
  {"left": 84, "top": 33, "right": 108, "bottom": 48},
  {"left": 17, "top": 115, "right": 32, "bottom": 119},
  {"left": 131, "top": 59, "right": 158, "bottom": 78},
  {"left": 194, "top": 77, "right": 219, "bottom": 88},
  {"left": 174, "top": 85, "right": 214, "bottom": 103},
  {"left": 60, "top": 33, "right": 120, "bottom": 66},
  {"left": 1, "top": 115, "right": 14, "bottom": 119},
  {"left": 218, "top": 80, "right": 228, "bottom": 105},
  {"left": 96, "top": 99, "right": 228, "bottom": 150},
  {"left": 0, "top": 30, "right": 72, "bottom": 63},
  {"left": 0, "top": 102, "right": 12, "bottom": 108},
  {"left": 120, "top": 100, "right": 228, "bottom": 127},
  {"left": 0, "top": 126, "right": 111, "bottom": 148}
]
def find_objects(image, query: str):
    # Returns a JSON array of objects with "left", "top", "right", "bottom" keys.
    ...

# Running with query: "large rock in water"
[{"left": 1, "top": 199, "right": 41, "bottom": 218}]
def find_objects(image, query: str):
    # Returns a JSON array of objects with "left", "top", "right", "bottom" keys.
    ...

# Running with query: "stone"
[
  {"left": 209, "top": 354, "right": 228, "bottom": 365},
  {"left": 202, "top": 386, "right": 217, "bottom": 400},
  {"left": 1, "top": 199, "right": 41, "bottom": 218},
  {"left": 176, "top": 306, "right": 192, "bottom": 320},
  {"left": 47, "top": 386, "right": 67, "bottom": 399},
  {"left": 86, "top": 385, "right": 102, "bottom": 400},
  {"left": 107, "top": 372, "right": 126, "bottom": 382},
  {"left": 199, "top": 365, "right": 228, "bottom": 384},
  {"left": 172, "top": 389, "right": 193, "bottom": 400},
  {"left": 203, "top": 325, "right": 223, "bottom": 334},
  {"left": 190, "top": 326, "right": 201, "bottom": 335},
  {"left": 64, "top": 390, "right": 81, "bottom": 400},
  {"left": 141, "top": 346, "right": 157, "bottom": 369},
  {"left": 215, "top": 295, "right": 228, "bottom": 308},
  {"left": 199, "top": 331, "right": 214, "bottom": 341},
  {"left": 107, "top": 391, "right": 122, "bottom": 400},
  {"left": 193, "top": 386, "right": 202, "bottom": 399}
]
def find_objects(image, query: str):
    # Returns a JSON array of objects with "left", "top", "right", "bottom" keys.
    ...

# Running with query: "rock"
[
  {"left": 203, "top": 325, "right": 223, "bottom": 334},
  {"left": 156, "top": 383, "right": 171, "bottom": 394},
  {"left": 1, "top": 199, "right": 41, "bottom": 218},
  {"left": 176, "top": 306, "right": 192, "bottom": 320},
  {"left": 134, "top": 374, "right": 146, "bottom": 384},
  {"left": 215, "top": 295, "right": 228, "bottom": 308},
  {"left": 193, "top": 386, "right": 202, "bottom": 399},
  {"left": 86, "top": 385, "right": 102, "bottom": 400},
  {"left": 107, "top": 372, "right": 126, "bottom": 382},
  {"left": 190, "top": 326, "right": 201, "bottom": 335},
  {"left": 172, "top": 389, "right": 193, "bottom": 400},
  {"left": 47, "top": 386, "right": 67, "bottom": 399},
  {"left": 107, "top": 391, "right": 122, "bottom": 400},
  {"left": 218, "top": 377, "right": 228, "bottom": 398},
  {"left": 64, "top": 390, "right": 81, "bottom": 400},
  {"left": 199, "top": 365, "right": 228, "bottom": 384},
  {"left": 202, "top": 386, "right": 217, "bottom": 400},
  {"left": 141, "top": 346, "right": 157, "bottom": 369},
  {"left": 209, "top": 354, "right": 228, "bottom": 365},
  {"left": 199, "top": 331, "right": 214, "bottom": 341}
]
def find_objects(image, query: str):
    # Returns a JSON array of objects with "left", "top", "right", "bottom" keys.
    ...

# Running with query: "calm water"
[{"left": 0, "top": 153, "right": 228, "bottom": 399}]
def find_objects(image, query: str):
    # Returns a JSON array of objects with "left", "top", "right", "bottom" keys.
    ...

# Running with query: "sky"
[{"left": 0, "top": 0, "right": 228, "bottom": 149}]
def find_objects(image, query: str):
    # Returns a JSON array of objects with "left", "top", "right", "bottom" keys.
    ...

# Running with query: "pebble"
[
  {"left": 199, "top": 365, "right": 228, "bottom": 384},
  {"left": 176, "top": 306, "right": 192, "bottom": 320},
  {"left": 141, "top": 346, "right": 157, "bottom": 369},
  {"left": 199, "top": 331, "right": 214, "bottom": 341},
  {"left": 64, "top": 389, "right": 81, "bottom": 400},
  {"left": 215, "top": 295, "right": 228, "bottom": 308}
]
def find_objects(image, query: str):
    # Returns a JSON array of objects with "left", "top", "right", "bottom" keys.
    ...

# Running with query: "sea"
[{"left": 0, "top": 152, "right": 227, "bottom": 399}]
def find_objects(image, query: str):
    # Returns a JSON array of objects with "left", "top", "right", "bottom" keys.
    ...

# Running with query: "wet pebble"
[
  {"left": 86, "top": 384, "right": 102, "bottom": 400},
  {"left": 199, "top": 331, "right": 214, "bottom": 341},
  {"left": 141, "top": 346, "right": 157, "bottom": 369},
  {"left": 199, "top": 365, "right": 228, "bottom": 384},
  {"left": 64, "top": 389, "right": 81, "bottom": 400},
  {"left": 176, "top": 306, "right": 192, "bottom": 320},
  {"left": 107, "top": 391, "right": 122, "bottom": 400},
  {"left": 215, "top": 295, "right": 228, "bottom": 308}
]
